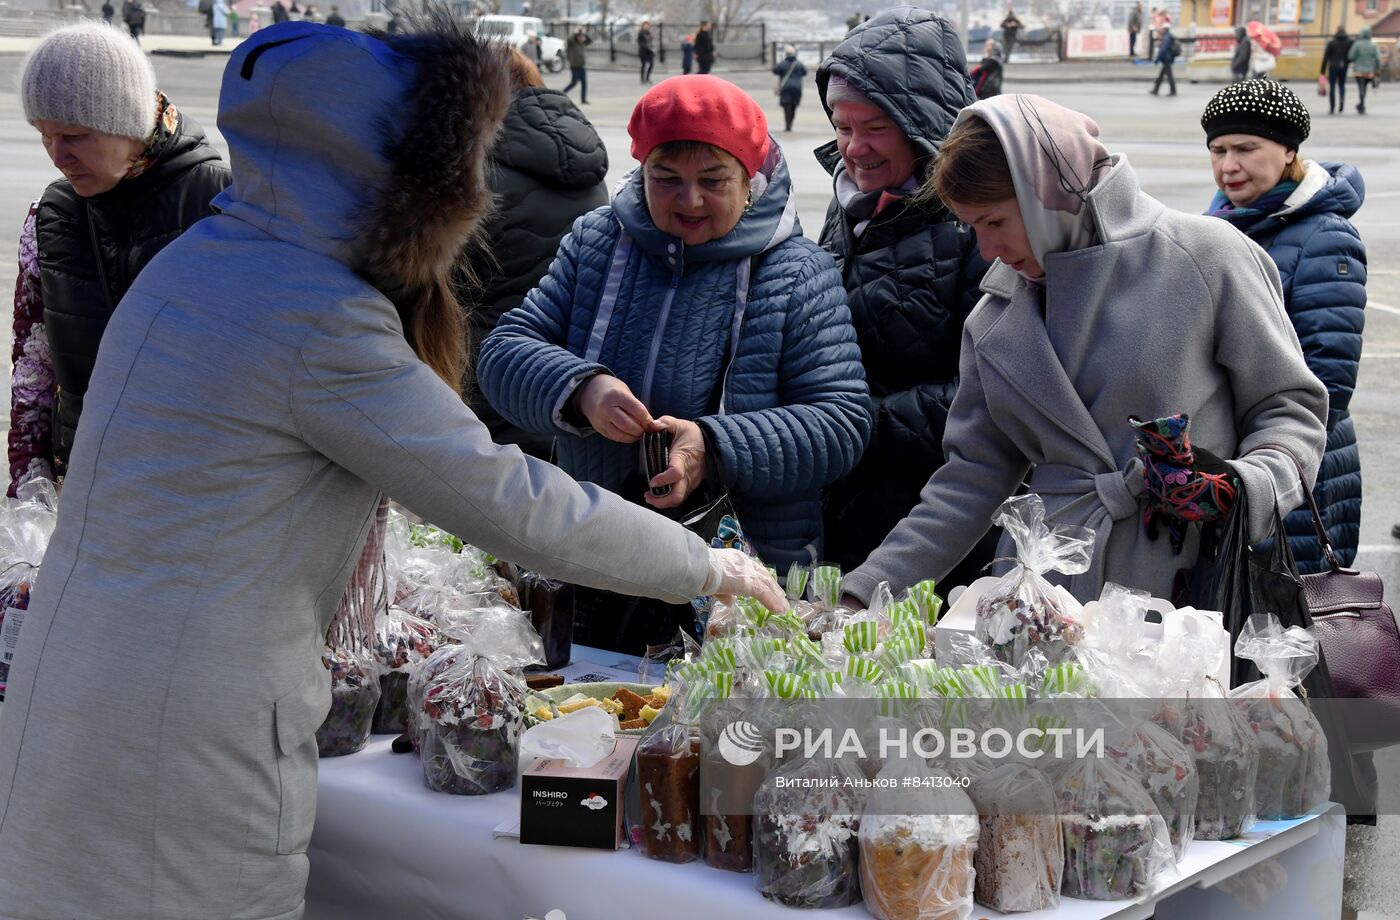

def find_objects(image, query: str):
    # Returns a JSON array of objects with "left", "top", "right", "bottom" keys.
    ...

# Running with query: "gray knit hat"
[{"left": 20, "top": 22, "right": 158, "bottom": 141}]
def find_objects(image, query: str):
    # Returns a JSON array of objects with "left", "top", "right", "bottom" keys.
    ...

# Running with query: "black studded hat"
[{"left": 1201, "top": 79, "right": 1310, "bottom": 149}]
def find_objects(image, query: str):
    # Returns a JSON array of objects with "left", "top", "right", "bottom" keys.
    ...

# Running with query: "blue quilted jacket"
[
  {"left": 1217, "top": 161, "right": 1366, "bottom": 571},
  {"left": 478, "top": 145, "right": 873, "bottom": 568}
]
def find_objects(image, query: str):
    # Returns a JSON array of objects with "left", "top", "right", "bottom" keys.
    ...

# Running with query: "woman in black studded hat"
[{"left": 1202, "top": 79, "right": 1367, "bottom": 575}]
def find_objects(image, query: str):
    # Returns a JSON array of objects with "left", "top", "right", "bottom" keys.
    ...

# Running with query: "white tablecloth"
[{"left": 304, "top": 648, "right": 1346, "bottom": 920}]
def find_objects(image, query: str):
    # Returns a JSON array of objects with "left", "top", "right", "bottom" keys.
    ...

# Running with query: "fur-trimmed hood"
[{"left": 214, "top": 19, "right": 509, "bottom": 288}]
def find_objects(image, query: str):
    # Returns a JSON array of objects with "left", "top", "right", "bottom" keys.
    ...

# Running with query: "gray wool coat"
[
  {"left": 844, "top": 155, "right": 1328, "bottom": 605},
  {"left": 0, "top": 25, "right": 709, "bottom": 920}
]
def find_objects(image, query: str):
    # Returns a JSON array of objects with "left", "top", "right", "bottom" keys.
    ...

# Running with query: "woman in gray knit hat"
[{"left": 9, "top": 21, "right": 229, "bottom": 497}]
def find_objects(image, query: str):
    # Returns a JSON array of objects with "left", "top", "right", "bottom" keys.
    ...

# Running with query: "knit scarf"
[{"left": 1205, "top": 180, "right": 1298, "bottom": 232}]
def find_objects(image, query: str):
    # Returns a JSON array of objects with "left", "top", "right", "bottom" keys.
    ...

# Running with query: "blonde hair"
[
  {"left": 506, "top": 47, "right": 544, "bottom": 90},
  {"left": 1282, "top": 154, "right": 1306, "bottom": 184}
]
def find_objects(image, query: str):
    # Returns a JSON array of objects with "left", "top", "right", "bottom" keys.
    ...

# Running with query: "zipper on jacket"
[{"left": 640, "top": 273, "right": 681, "bottom": 406}]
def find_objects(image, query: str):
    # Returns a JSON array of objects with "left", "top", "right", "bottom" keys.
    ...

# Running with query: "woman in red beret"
[{"left": 480, "top": 75, "right": 873, "bottom": 652}]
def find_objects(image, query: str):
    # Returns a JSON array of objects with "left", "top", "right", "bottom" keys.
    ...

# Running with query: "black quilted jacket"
[
  {"left": 814, "top": 8, "right": 992, "bottom": 571},
  {"left": 459, "top": 87, "right": 608, "bottom": 457}
]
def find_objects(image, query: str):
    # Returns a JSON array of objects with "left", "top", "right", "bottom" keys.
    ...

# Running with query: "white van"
[{"left": 473, "top": 15, "right": 567, "bottom": 73}]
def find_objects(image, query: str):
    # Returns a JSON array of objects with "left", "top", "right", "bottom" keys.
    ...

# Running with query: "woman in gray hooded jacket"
[{"left": 0, "top": 19, "right": 779, "bottom": 920}]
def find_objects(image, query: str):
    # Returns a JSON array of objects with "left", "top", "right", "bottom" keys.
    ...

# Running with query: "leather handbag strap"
[{"left": 1252, "top": 442, "right": 1344, "bottom": 573}]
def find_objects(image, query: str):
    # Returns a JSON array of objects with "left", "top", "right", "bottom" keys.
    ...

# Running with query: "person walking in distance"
[
  {"left": 1000, "top": 7, "right": 1022, "bottom": 60},
  {"left": 122, "top": 0, "right": 145, "bottom": 42},
  {"left": 637, "top": 19, "right": 655, "bottom": 84},
  {"left": 1150, "top": 24, "right": 1177, "bottom": 96},
  {"left": 271, "top": 0, "right": 288, "bottom": 23},
  {"left": 773, "top": 44, "right": 805, "bottom": 132},
  {"left": 562, "top": 27, "right": 591, "bottom": 104},
  {"left": 101, "top": 0, "right": 114, "bottom": 23},
  {"left": 1128, "top": 2, "right": 1143, "bottom": 59},
  {"left": 325, "top": 4, "right": 346, "bottom": 27},
  {"left": 681, "top": 33, "right": 694, "bottom": 74},
  {"left": 1322, "top": 27, "right": 1352, "bottom": 114},
  {"left": 695, "top": 20, "right": 715, "bottom": 74},
  {"left": 210, "top": 0, "right": 228, "bottom": 45},
  {"left": 1348, "top": 26, "right": 1381, "bottom": 115},
  {"left": 1230, "top": 25, "right": 1250, "bottom": 82}
]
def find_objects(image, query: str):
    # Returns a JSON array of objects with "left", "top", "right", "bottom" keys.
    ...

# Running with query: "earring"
[{"left": 745, "top": 186, "right": 754, "bottom": 210}]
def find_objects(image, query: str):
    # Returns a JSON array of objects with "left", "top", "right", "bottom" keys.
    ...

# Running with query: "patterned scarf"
[
  {"left": 124, "top": 92, "right": 181, "bottom": 182},
  {"left": 1205, "top": 179, "right": 1298, "bottom": 232}
]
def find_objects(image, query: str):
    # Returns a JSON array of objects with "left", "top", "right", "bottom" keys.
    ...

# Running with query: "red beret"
[{"left": 628, "top": 75, "right": 770, "bottom": 176}]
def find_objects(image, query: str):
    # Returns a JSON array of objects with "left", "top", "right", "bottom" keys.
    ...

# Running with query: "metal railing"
[{"left": 542, "top": 20, "right": 768, "bottom": 66}]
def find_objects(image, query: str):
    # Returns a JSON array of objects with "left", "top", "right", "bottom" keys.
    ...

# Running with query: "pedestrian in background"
[
  {"left": 562, "top": 27, "right": 590, "bottom": 104},
  {"left": 695, "top": 19, "right": 715, "bottom": 73},
  {"left": 122, "top": 0, "right": 144, "bottom": 42},
  {"left": 325, "top": 5, "right": 345, "bottom": 27},
  {"left": 1128, "top": 2, "right": 1143, "bottom": 58},
  {"left": 637, "top": 19, "right": 655, "bottom": 84},
  {"left": 211, "top": 0, "right": 228, "bottom": 45},
  {"left": 840, "top": 93, "right": 1327, "bottom": 611},
  {"left": 479, "top": 75, "right": 870, "bottom": 649},
  {"left": 456, "top": 47, "right": 609, "bottom": 460},
  {"left": 101, "top": 0, "right": 114, "bottom": 23},
  {"left": 1322, "top": 27, "right": 1352, "bottom": 114},
  {"left": 971, "top": 37, "right": 1005, "bottom": 98},
  {"left": 814, "top": 8, "right": 993, "bottom": 584},
  {"left": 1000, "top": 6, "right": 1022, "bottom": 59},
  {"left": 1201, "top": 80, "right": 1366, "bottom": 573},
  {"left": 1348, "top": 26, "right": 1381, "bottom": 115},
  {"left": 1150, "top": 24, "right": 1177, "bottom": 95},
  {"left": 229, "top": 3, "right": 240, "bottom": 36},
  {"left": 1230, "top": 25, "right": 1250, "bottom": 82},
  {"left": 9, "top": 22, "right": 230, "bottom": 496},
  {"left": 681, "top": 33, "right": 694, "bottom": 73},
  {"left": 0, "top": 20, "right": 782, "bottom": 919},
  {"left": 1250, "top": 36, "right": 1276, "bottom": 79},
  {"left": 773, "top": 44, "right": 805, "bottom": 132}
]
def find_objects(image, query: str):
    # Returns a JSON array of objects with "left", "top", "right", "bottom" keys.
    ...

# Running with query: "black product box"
[{"left": 520, "top": 735, "right": 639, "bottom": 850}]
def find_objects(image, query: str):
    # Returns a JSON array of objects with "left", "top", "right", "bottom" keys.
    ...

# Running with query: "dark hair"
[{"left": 926, "top": 115, "right": 1015, "bottom": 208}]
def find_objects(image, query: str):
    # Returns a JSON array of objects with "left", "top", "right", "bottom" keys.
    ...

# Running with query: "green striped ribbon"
[
  {"left": 961, "top": 664, "right": 1003, "bottom": 695},
  {"left": 812, "top": 565, "right": 842, "bottom": 608},
  {"left": 878, "top": 635, "right": 923, "bottom": 672},
  {"left": 930, "top": 666, "right": 970, "bottom": 697},
  {"left": 887, "top": 598, "right": 920, "bottom": 628},
  {"left": 764, "top": 670, "right": 808, "bottom": 699},
  {"left": 892, "top": 621, "right": 926, "bottom": 649},
  {"left": 786, "top": 634, "right": 826, "bottom": 668},
  {"left": 991, "top": 682, "right": 1028, "bottom": 725},
  {"left": 942, "top": 697, "right": 972, "bottom": 729},
  {"left": 710, "top": 670, "right": 736, "bottom": 700},
  {"left": 878, "top": 680, "right": 918, "bottom": 717},
  {"left": 1040, "top": 662, "right": 1093, "bottom": 697},
  {"left": 900, "top": 658, "right": 941, "bottom": 690},
  {"left": 786, "top": 563, "right": 810, "bottom": 601},
  {"left": 843, "top": 620, "right": 879, "bottom": 653},
  {"left": 909, "top": 579, "right": 944, "bottom": 625},
  {"left": 845, "top": 657, "right": 886, "bottom": 684},
  {"left": 815, "top": 668, "right": 844, "bottom": 690}
]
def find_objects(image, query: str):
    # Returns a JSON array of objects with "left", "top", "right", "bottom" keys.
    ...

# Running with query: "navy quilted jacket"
[
  {"left": 1218, "top": 161, "right": 1366, "bottom": 571},
  {"left": 812, "top": 7, "right": 991, "bottom": 570},
  {"left": 478, "top": 145, "right": 873, "bottom": 568}
]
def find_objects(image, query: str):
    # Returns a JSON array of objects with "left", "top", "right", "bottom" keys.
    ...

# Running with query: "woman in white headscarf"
[{"left": 840, "top": 94, "right": 1327, "bottom": 608}]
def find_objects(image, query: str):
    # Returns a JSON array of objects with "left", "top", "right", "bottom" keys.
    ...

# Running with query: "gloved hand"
[
  {"left": 1129, "top": 413, "right": 1238, "bottom": 553},
  {"left": 702, "top": 548, "right": 785, "bottom": 612}
]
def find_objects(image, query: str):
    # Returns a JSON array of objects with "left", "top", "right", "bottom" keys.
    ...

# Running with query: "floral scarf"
[
  {"left": 124, "top": 92, "right": 181, "bottom": 182},
  {"left": 1205, "top": 179, "right": 1298, "bottom": 233}
]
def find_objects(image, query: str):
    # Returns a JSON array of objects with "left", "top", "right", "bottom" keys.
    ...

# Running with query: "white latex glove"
[{"left": 702, "top": 548, "right": 785, "bottom": 613}]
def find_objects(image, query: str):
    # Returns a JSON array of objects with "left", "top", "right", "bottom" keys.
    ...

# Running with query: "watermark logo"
[
  {"left": 581, "top": 793, "right": 607, "bottom": 811},
  {"left": 718, "top": 720, "right": 765, "bottom": 766}
]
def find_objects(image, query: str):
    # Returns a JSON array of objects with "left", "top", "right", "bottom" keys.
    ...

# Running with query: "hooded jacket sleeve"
[
  {"left": 1213, "top": 234, "right": 1329, "bottom": 543},
  {"left": 843, "top": 320, "right": 1030, "bottom": 603},
  {"left": 696, "top": 246, "right": 873, "bottom": 500},
  {"left": 292, "top": 293, "right": 710, "bottom": 603},
  {"left": 476, "top": 223, "right": 610, "bottom": 438}
]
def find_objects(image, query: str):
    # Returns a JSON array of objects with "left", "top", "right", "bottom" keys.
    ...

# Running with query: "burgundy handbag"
[{"left": 1295, "top": 476, "right": 1400, "bottom": 748}]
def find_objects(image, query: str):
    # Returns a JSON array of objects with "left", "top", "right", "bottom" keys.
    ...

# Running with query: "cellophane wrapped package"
[
  {"left": 0, "top": 479, "right": 58, "bottom": 697},
  {"left": 636, "top": 710, "right": 705, "bottom": 864},
  {"left": 1053, "top": 751, "right": 1174, "bottom": 900},
  {"left": 754, "top": 754, "right": 865, "bottom": 909},
  {"left": 516, "top": 570, "right": 574, "bottom": 670},
  {"left": 975, "top": 495, "right": 1091, "bottom": 668},
  {"left": 859, "top": 759, "right": 980, "bottom": 920},
  {"left": 371, "top": 605, "right": 447, "bottom": 734},
  {"left": 1229, "top": 615, "right": 1330, "bottom": 819},
  {"left": 968, "top": 762, "right": 1063, "bottom": 913},
  {"left": 407, "top": 602, "right": 544, "bottom": 795},
  {"left": 316, "top": 616, "right": 382, "bottom": 757},
  {"left": 1155, "top": 629, "right": 1259, "bottom": 840}
]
